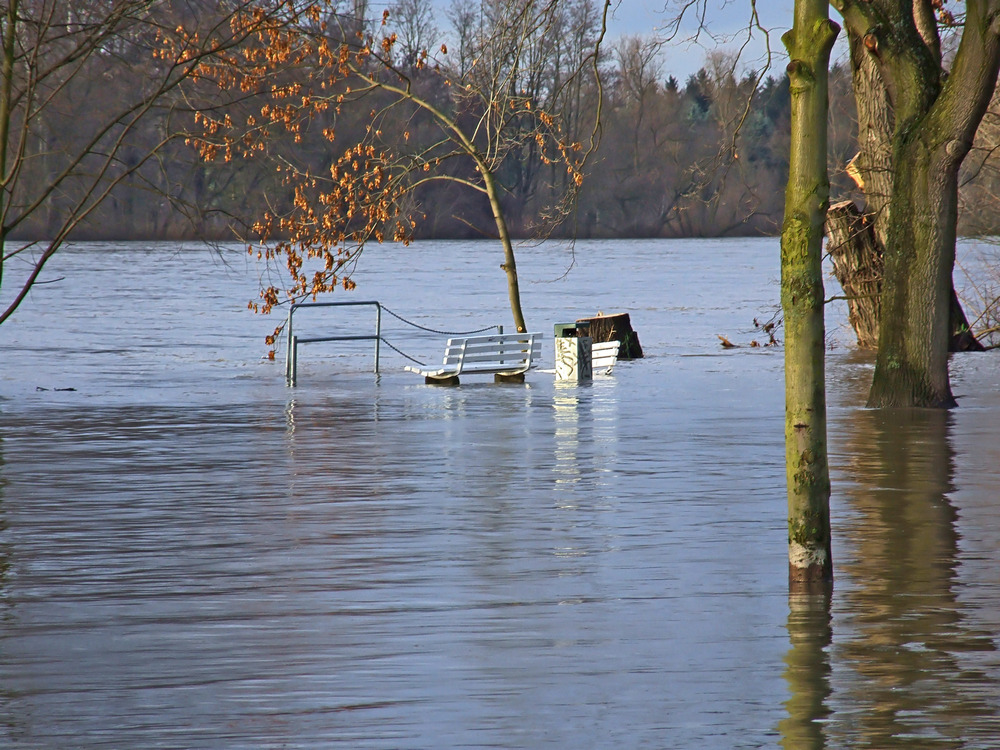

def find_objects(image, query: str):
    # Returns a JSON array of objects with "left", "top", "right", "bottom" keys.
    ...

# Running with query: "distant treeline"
[{"left": 15, "top": 1, "right": 1000, "bottom": 242}]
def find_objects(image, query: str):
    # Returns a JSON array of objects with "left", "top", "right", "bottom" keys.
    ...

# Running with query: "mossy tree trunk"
[
  {"left": 831, "top": 0, "right": 1000, "bottom": 408},
  {"left": 828, "top": 16, "right": 984, "bottom": 360},
  {"left": 781, "top": 0, "right": 839, "bottom": 591},
  {"left": 869, "top": 130, "right": 961, "bottom": 407}
]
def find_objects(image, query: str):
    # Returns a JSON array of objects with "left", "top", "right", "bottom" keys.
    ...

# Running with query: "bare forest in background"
[{"left": 13, "top": 0, "right": 1000, "bottom": 243}]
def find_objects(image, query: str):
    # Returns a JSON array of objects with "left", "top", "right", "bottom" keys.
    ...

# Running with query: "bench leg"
[
  {"left": 494, "top": 372, "right": 525, "bottom": 384},
  {"left": 426, "top": 375, "right": 460, "bottom": 386}
]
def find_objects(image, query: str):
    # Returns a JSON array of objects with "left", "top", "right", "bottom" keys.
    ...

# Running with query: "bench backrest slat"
[
  {"left": 440, "top": 333, "right": 541, "bottom": 373},
  {"left": 457, "top": 347, "right": 540, "bottom": 361},
  {"left": 591, "top": 340, "right": 621, "bottom": 373}
]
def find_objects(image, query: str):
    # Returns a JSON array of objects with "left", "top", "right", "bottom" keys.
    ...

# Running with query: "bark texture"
[
  {"left": 0, "top": 0, "right": 18, "bottom": 291},
  {"left": 828, "top": 15, "right": 984, "bottom": 360},
  {"left": 826, "top": 201, "right": 881, "bottom": 349},
  {"left": 870, "top": 133, "right": 959, "bottom": 407},
  {"left": 847, "top": 32, "right": 894, "bottom": 249},
  {"left": 483, "top": 168, "right": 528, "bottom": 333},
  {"left": 826, "top": 201, "right": 984, "bottom": 353},
  {"left": 781, "top": 1, "right": 837, "bottom": 591},
  {"left": 831, "top": 0, "right": 1000, "bottom": 407}
]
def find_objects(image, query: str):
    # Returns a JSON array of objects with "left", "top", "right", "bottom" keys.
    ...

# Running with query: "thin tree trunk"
[
  {"left": 0, "top": 0, "right": 18, "bottom": 290},
  {"left": 482, "top": 167, "right": 527, "bottom": 333},
  {"left": 780, "top": 0, "right": 838, "bottom": 591}
]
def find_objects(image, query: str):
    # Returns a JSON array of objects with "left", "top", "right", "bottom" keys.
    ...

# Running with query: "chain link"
[
  {"left": 380, "top": 305, "right": 500, "bottom": 336},
  {"left": 378, "top": 338, "right": 427, "bottom": 367}
]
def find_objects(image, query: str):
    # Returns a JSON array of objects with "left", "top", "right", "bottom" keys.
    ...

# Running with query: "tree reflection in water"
[
  {"left": 782, "top": 400, "right": 1000, "bottom": 748},
  {"left": 780, "top": 591, "right": 832, "bottom": 750}
]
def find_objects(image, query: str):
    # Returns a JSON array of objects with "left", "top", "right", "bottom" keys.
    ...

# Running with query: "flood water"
[{"left": 1, "top": 238, "right": 999, "bottom": 748}]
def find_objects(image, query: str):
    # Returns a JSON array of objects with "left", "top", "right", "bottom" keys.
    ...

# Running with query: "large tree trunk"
[
  {"left": 781, "top": 0, "right": 838, "bottom": 591},
  {"left": 829, "top": 0, "right": 1000, "bottom": 407},
  {"left": 828, "top": 25, "right": 983, "bottom": 359},
  {"left": 869, "top": 137, "right": 959, "bottom": 407}
]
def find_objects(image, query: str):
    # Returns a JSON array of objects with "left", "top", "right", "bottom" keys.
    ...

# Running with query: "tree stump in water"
[
  {"left": 826, "top": 200, "right": 984, "bottom": 352},
  {"left": 576, "top": 313, "right": 643, "bottom": 359},
  {"left": 826, "top": 201, "right": 882, "bottom": 350}
]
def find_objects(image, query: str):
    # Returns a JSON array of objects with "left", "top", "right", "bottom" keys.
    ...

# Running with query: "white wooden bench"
[
  {"left": 591, "top": 340, "right": 621, "bottom": 375},
  {"left": 405, "top": 332, "right": 542, "bottom": 384}
]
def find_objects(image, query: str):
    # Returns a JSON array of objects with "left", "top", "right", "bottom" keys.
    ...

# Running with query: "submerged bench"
[
  {"left": 405, "top": 332, "right": 542, "bottom": 385},
  {"left": 591, "top": 340, "right": 622, "bottom": 375}
]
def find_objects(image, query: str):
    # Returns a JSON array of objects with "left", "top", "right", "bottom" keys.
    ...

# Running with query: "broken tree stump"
[
  {"left": 576, "top": 313, "right": 643, "bottom": 359},
  {"left": 826, "top": 200, "right": 882, "bottom": 350},
  {"left": 826, "top": 200, "right": 984, "bottom": 352}
]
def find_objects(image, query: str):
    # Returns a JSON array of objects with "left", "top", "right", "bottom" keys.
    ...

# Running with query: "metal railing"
[{"left": 285, "top": 300, "right": 382, "bottom": 386}]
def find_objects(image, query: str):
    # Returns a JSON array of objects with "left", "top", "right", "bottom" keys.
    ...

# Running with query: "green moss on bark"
[{"left": 781, "top": 0, "right": 837, "bottom": 589}]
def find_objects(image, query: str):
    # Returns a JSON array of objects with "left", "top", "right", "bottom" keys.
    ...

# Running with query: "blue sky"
[
  {"left": 422, "top": 1, "right": 847, "bottom": 83},
  {"left": 606, "top": 1, "right": 801, "bottom": 80}
]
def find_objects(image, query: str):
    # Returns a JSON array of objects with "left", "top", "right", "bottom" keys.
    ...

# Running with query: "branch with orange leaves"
[{"left": 188, "top": 0, "right": 609, "bottom": 344}]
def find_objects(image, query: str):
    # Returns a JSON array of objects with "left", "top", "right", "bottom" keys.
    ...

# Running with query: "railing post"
[
  {"left": 282, "top": 300, "right": 491, "bottom": 384},
  {"left": 285, "top": 305, "right": 295, "bottom": 386},
  {"left": 375, "top": 303, "right": 381, "bottom": 374}
]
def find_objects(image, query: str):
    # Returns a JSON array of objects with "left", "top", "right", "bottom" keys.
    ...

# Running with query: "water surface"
[{"left": 1, "top": 239, "right": 999, "bottom": 748}]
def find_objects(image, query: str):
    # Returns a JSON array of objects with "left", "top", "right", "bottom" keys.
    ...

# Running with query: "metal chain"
[
  {"left": 378, "top": 337, "right": 427, "bottom": 367},
  {"left": 379, "top": 305, "right": 500, "bottom": 336}
]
